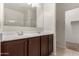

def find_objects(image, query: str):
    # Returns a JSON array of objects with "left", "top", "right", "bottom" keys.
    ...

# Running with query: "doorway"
[{"left": 65, "top": 8, "right": 79, "bottom": 52}]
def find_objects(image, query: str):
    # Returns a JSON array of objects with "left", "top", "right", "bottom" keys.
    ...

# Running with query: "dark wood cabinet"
[
  {"left": 1, "top": 34, "right": 53, "bottom": 56},
  {"left": 1, "top": 39, "right": 25, "bottom": 56},
  {"left": 1, "top": 42, "right": 7, "bottom": 56},
  {"left": 0, "top": 42, "right": 1, "bottom": 56},
  {"left": 49, "top": 34, "right": 53, "bottom": 55},
  {"left": 41, "top": 35, "right": 49, "bottom": 56},
  {"left": 28, "top": 37, "right": 40, "bottom": 56}
]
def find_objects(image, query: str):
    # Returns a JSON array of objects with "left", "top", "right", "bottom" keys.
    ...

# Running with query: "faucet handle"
[{"left": 17, "top": 31, "right": 23, "bottom": 36}]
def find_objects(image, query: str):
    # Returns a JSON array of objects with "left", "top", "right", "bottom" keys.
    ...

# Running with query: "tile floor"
[
  {"left": 66, "top": 42, "right": 79, "bottom": 52},
  {"left": 56, "top": 47, "right": 79, "bottom": 56}
]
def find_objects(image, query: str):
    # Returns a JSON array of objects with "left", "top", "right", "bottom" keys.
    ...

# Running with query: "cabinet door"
[
  {"left": 1, "top": 40, "right": 25, "bottom": 56},
  {"left": 28, "top": 37, "right": 40, "bottom": 56},
  {"left": 49, "top": 34, "right": 53, "bottom": 55},
  {"left": 41, "top": 35, "right": 49, "bottom": 56}
]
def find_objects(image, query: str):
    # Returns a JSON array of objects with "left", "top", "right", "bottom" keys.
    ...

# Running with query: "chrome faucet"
[{"left": 17, "top": 31, "right": 23, "bottom": 36}]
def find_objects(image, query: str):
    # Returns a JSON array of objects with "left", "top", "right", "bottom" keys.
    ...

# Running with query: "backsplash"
[{"left": 3, "top": 26, "right": 43, "bottom": 35}]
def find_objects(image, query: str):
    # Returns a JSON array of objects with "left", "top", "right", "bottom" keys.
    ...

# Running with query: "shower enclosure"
[{"left": 65, "top": 8, "right": 79, "bottom": 52}]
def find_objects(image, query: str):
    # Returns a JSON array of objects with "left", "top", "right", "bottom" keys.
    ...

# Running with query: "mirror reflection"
[{"left": 4, "top": 3, "right": 43, "bottom": 28}]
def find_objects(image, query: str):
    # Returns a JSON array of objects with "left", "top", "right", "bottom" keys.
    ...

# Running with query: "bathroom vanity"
[
  {"left": 1, "top": 34, "right": 53, "bottom": 56},
  {"left": 1, "top": 3, "right": 55, "bottom": 56}
]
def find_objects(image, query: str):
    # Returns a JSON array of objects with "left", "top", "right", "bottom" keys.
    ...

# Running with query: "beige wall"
[
  {"left": 43, "top": 3, "right": 56, "bottom": 33},
  {"left": 56, "top": 4, "right": 65, "bottom": 48},
  {"left": 43, "top": 3, "right": 56, "bottom": 55},
  {"left": 56, "top": 3, "right": 79, "bottom": 48}
]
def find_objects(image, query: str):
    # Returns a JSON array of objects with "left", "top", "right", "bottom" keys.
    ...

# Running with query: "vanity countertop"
[{"left": 2, "top": 32, "right": 53, "bottom": 42}]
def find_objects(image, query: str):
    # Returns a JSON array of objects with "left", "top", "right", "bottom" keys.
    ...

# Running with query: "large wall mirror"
[{"left": 3, "top": 3, "right": 44, "bottom": 28}]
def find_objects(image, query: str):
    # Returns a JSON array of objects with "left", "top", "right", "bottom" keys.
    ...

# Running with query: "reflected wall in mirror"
[{"left": 4, "top": 3, "right": 43, "bottom": 28}]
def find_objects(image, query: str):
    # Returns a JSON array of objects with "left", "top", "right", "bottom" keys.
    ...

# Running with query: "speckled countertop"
[{"left": 2, "top": 32, "right": 53, "bottom": 42}]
